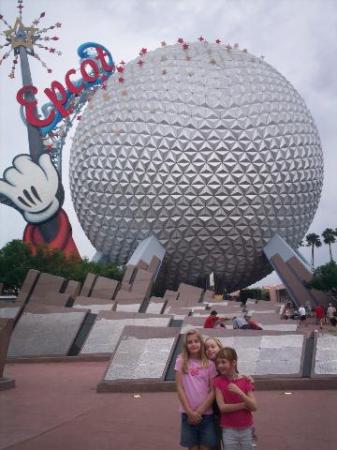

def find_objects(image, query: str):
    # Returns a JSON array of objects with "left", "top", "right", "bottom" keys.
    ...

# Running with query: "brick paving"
[{"left": 1, "top": 361, "right": 336, "bottom": 450}]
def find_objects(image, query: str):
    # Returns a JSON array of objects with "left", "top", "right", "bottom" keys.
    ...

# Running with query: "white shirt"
[
  {"left": 327, "top": 306, "right": 336, "bottom": 319},
  {"left": 298, "top": 306, "right": 306, "bottom": 317}
]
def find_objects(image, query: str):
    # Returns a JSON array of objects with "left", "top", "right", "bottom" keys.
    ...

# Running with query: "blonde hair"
[
  {"left": 204, "top": 337, "right": 223, "bottom": 352},
  {"left": 216, "top": 346, "right": 239, "bottom": 372},
  {"left": 181, "top": 329, "right": 209, "bottom": 374}
]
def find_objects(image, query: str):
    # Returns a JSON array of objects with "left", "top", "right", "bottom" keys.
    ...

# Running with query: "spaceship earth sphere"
[{"left": 69, "top": 42, "right": 323, "bottom": 291}]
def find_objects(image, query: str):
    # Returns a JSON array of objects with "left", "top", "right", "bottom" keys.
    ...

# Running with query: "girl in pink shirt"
[
  {"left": 175, "top": 329, "right": 217, "bottom": 449},
  {"left": 213, "top": 347, "right": 257, "bottom": 450}
]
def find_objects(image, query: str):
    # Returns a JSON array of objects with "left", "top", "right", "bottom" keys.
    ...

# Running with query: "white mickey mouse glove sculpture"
[{"left": 0, "top": 154, "right": 60, "bottom": 224}]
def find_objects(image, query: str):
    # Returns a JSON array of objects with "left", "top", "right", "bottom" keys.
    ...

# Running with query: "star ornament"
[
  {"left": 3, "top": 17, "right": 39, "bottom": 52},
  {"left": 0, "top": 3, "right": 62, "bottom": 75}
]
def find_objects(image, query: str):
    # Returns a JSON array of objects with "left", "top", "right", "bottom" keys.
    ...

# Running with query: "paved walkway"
[{"left": 1, "top": 361, "right": 336, "bottom": 450}]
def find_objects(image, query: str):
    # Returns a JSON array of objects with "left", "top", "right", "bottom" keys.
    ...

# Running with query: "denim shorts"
[
  {"left": 180, "top": 413, "right": 217, "bottom": 448},
  {"left": 222, "top": 427, "right": 253, "bottom": 450}
]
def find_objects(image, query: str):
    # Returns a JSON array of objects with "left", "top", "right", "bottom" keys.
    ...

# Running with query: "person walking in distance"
[
  {"left": 327, "top": 303, "right": 337, "bottom": 326},
  {"left": 314, "top": 304, "right": 325, "bottom": 330},
  {"left": 298, "top": 305, "right": 307, "bottom": 327}
]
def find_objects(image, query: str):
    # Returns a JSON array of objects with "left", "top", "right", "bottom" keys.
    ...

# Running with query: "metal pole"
[
  {"left": 18, "top": 28, "right": 59, "bottom": 241},
  {"left": 19, "top": 46, "right": 44, "bottom": 162}
]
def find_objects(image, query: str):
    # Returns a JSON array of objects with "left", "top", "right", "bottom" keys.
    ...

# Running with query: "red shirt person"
[
  {"left": 315, "top": 305, "right": 325, "bottom": 319},
  {"left": 315, "top": 305, "right": 325, "bottom": 329},
  {"left": 204, "top": 310, "right": 225, "bottom": 328}
]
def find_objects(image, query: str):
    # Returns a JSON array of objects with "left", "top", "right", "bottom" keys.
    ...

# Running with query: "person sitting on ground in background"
[
  {"left": 204, "top": 310, "right": 227, "bottom": 329},
  {"left": 327, "top": 303, "right": 337, "bottom": 326},
  {"left": 232, "top": 316, "right": 250, "bottom": 330},
  {"left": 314, "top": 304, "right": 325, "bottom": 330},
  {"left": 244, "top": 314, "right": 263, "bottom": 330}
]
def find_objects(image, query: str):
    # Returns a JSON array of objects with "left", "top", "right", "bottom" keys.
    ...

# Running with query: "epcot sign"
[{"left": 16, "top": 42, "right": 114, "bottom": 130}]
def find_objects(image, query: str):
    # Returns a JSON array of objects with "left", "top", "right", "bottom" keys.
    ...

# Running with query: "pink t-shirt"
[
  {"left": 213, "top": 375, "right": 253, "bottom": 428},
  {"left": 175, "top": 356, "right": 217, "bottom": 415}
]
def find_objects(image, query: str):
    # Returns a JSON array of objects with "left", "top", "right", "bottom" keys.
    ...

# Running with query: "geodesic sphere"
[{"left": 69, "top": 42, "right": 323, "bottom": 291}]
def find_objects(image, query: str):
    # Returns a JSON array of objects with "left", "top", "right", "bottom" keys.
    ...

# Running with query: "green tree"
[
  {"left": 0, "top": 240, "right": 123, "bottom": 290},
  {"left": 0, "top": 239, "right": 34, "bottom": 289},
  {"left": 309, "top": 261, "right": 337, "bottom": 295},
  {"left": 322, "top": 228, "right": 336, "bottom": 262},
  {"left": 305, "top": 233, "right": 322, "bottom": 270}
]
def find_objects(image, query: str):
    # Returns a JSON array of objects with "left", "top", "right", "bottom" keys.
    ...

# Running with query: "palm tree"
[
  {"left": 322, "top": 228, "right": 336, "bottom": 262},
  {"left": 306, "top": 233, "right": 322, "bottom": 270}
]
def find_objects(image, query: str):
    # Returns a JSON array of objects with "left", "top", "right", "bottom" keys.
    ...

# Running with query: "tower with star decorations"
[{"left": 0, "top": 0, "right": 63, "bottom": 241}]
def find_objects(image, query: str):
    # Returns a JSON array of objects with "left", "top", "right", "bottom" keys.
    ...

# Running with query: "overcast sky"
[{"left": 0, "top": 0, "right": 336, "bottom": 287}]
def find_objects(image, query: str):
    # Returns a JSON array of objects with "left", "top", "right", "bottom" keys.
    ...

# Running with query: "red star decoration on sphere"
[
  {"left": 182, "top": 43, "right": 189, "bottom": 50},
  {"left": 177, "top": 38, "right": 184, "bottom": 43},
  {"left": 117, "top": 66, "right": 124, "bottom": 73},
  {"left": 137, "top": 59, "right": 144, "bottom": 66},
  {"left": 139, "top": 48, "right": 147, "bottom": 55},
  {"left": 215, "top": 39, "right": 221, "bottom": 44},
  {"left": 118, "top": 77, "right": 124, "bottom": 83},
  {"left": 198, "top": 36, "right": 204, "bottom": 41}
]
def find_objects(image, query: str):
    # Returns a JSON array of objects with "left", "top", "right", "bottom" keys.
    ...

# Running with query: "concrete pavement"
[{"left": 1, "top": 361, "right": 336, "bottom": 450}]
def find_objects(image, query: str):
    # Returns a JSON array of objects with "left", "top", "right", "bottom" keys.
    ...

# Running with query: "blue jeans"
[
  {"left": 180, "top": 413, "right": 217, "bottom": 448},
  {"left": 222, "top": 427, "right": 252, "bottom": 450}
]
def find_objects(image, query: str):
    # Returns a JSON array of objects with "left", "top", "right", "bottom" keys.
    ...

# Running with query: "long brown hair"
[
  {"left": 216, "top": 347, "right": 239, "bottom": 373},
  {"left": 181, "top": 329, "right": 209, "bottom": 374}
]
